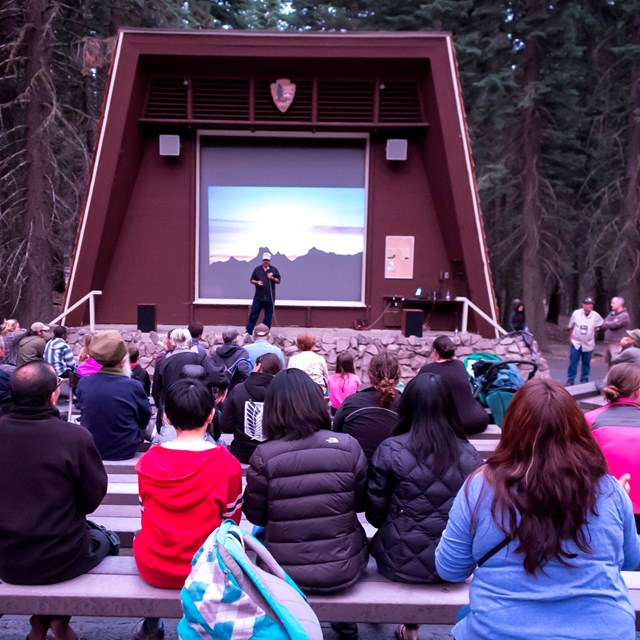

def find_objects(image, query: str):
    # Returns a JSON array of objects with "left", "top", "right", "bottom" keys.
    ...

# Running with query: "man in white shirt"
[{"left": 566, "top": 297, "right": 604, "bottom": 385}]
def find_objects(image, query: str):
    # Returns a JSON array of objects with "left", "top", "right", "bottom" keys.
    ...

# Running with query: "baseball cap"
[
  {"left": 222, "top": 328, "right": 239, "bottom": 344},
  {"left": 253, "top": 323, "right": 269, "bottom": 337},
  {"left": 31, "top": 322, "right": 49, "bottom": 332},
  {"left": 262, "top": 252, "right": 272, "bottom": 261},
  {"left": 582, "top": 297, "right": 594, "bottom": 305}
]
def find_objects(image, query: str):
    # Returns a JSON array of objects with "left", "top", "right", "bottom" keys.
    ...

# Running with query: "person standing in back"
[
  {"left": 566, "top": 297, "right": 603, "bottom": 385},
  {"left": 601, "top": 296, "right": 631, "bottom": 366}
]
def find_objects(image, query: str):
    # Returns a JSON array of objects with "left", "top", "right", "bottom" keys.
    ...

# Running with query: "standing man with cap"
[
  {"left": 566, "top": 297, "right": 604, "bottom": 386},
  {"left": 246, "top": 252, "right": 281, "bottom": 335},
  {"left": 76, "top": 330, "right": 151, "bottom": 460}
]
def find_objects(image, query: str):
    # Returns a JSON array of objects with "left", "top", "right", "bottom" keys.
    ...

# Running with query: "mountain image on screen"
[{"left": 200, "top": 247, "right": 362, "bottom": 302}]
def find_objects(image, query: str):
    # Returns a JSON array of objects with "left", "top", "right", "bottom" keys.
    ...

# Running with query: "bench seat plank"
[
  {"left": 1, "top": 555, "right": 639, "bottom": 625},
  {"left": 0, "top": 557, "right": 469, "bottom": 623},
  {"left": 91, "top": 504, "right": 140, "bottom": 518}
]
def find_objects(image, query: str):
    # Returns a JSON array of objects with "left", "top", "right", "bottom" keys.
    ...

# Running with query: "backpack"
[
  {"left": 227, "top": 356, "right": 251, "bottom": 389},
  {"left": 210, "top": 352, "right": 250, "bottom": 391},
  {"left": 178, "top": 520, "right": 322, "bottom": 640}
]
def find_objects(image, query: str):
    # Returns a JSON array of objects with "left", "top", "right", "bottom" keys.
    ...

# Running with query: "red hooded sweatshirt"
[{"left": 133, "top": 444, "right": 242, "bottom": 588}]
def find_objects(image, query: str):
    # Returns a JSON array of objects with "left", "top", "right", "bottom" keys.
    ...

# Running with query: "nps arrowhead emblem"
[{"left": 270, "top": 78, "right": 296, "bottom": 113}]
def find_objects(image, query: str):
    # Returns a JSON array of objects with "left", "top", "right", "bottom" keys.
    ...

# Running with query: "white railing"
[
  {"left": 50, "top": 290, "right": 102, "bottom": 331},
  {"left": 455, "top": 296, "right": 506, "bottom": 339}
]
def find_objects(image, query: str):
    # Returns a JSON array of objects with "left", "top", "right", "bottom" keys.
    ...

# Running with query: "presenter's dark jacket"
[
  {"left": 251, "top": 265, "right": 281, "bottom": 302},
  {"left": 0, "top": 405, "right": 107, "bottom": 584}
]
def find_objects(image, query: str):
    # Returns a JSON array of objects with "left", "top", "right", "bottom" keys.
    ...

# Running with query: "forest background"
[{"left": 0, "top": 0, "right": 638, "bottom": 348}]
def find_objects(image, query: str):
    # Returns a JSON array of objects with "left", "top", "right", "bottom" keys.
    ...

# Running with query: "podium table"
[{"left": 384, "top": 297, "right": 464, "bottom": 333}]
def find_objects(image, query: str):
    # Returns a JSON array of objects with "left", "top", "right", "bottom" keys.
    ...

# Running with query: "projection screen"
[{"left": 197, "top": 133, "right": 368, "bottom": 305}]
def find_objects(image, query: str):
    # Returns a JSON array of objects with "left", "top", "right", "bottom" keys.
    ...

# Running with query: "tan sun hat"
[{"left": 88, "top": 330, "right": 127, "bottom": 366}]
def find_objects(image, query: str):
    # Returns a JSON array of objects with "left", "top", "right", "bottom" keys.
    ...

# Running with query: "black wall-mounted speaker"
[
  {"left": 402, "top": 309, "right": 424, "bottom": 338},
  {"left": 137, "top": 304, "right": 156, "bottom": 333}
]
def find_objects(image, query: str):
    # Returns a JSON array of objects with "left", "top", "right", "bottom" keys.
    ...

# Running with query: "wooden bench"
[
  {"left": 0, "top": 555, "right": 467, "bottom": 624},
  {"left": 1, "top": 555, "right": 640, "bottom": 627}
]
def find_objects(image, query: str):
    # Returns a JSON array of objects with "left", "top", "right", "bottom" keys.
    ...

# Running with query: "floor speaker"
[
  {"left": 137, "top": 304, "right": 156, "bottom": 333},
  {"left": 402, "top": 309, "right": 424, "bottom": 338}
]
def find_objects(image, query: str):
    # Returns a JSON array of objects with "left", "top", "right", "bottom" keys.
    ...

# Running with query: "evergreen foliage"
[{"left": 0, "top": 0, "right": 638, "bottom": 338}]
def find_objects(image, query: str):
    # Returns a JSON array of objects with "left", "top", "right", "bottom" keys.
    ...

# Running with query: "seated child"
[
  {"left": 129, "top": 346, "right": 151, "bottom": 396},
  {"left": 133, "top": 378, "right": 243, "bottom": 639},
  {"left": 327, "top": 351, "right": 361, "bottom": 416}
]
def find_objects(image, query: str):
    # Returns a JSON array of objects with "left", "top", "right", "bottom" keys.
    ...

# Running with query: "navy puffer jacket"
[
  {"left": 243, "top": 429, "right": 369, "bottom": 594},
  {"left": 366, "top": 432, "right": 483, "bottom": 583}
]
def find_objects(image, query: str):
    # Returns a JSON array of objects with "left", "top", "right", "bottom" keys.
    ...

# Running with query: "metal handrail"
[
  {"left": 455, "top": 296, "right": 506, "bottom": 339},
  {"left": 50, "top": 290, "right": 102, "bottom": 331}
]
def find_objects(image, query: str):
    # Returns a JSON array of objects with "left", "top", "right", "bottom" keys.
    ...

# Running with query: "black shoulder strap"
[{"left": 477, "top": 536, "right": 511, "bottom": 567}]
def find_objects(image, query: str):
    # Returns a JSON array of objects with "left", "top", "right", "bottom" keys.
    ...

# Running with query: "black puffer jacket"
[
  {"left": 366, "top": 432, "right": 483, "bottom": 583},
  {"left": 220, "top": 372, "right": 273, "bottom": 463},
  {"left": 243, "top": 429, "right": 369, "bottom": 594}
]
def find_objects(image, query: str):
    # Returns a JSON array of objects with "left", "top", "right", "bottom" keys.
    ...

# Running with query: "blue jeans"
[
  {"left": 246, "top": 298, "right": 273, "bottom": 334},
  {"left": 567, "top": 345, "right": 592, "bottom": 384}
]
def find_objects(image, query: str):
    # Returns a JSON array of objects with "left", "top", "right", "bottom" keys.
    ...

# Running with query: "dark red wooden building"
[{"left": 65, "top": 29, "right": 498, "bottom": 334}]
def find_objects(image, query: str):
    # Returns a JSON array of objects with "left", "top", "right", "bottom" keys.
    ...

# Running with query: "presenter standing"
[{"left": 246, "top": 252, "right": 281, "bottom": 334}]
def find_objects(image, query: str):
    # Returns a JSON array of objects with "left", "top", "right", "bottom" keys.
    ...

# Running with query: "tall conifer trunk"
[
  {"left": 620, "top": 13, "right": 640, "bottom": 324},
  {"left": 520, "top": 0, "right": 547, "bottom": 348},
  {"left": 20, "top": 0, "right": 55, "bottom": 321}
]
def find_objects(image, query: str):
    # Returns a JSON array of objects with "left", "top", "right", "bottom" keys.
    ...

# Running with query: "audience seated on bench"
[{"left": 0, "top": 361, "right": 119, "bottom": 640}]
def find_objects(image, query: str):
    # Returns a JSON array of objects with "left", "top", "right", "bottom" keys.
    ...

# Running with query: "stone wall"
[{"left": 67, "top": 328, "right": 548, "bottom": 383}]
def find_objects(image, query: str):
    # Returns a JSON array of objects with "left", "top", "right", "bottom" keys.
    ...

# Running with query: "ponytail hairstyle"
[
  {"left": 479, "top": 379, "right": 607, "bottom": 574},
  {"left": 603, "top": 364, "right": 640, "bottom": 403},
  {"left": 368, "top": 351, "right": 400, "bottom": 408}
]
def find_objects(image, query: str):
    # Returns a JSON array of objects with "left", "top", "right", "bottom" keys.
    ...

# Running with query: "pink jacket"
[{"left": 585, "top": 398, "right": 640, "bottom": 512}]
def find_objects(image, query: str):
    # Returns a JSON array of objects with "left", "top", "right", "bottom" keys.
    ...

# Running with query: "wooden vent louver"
[
  {"left": 144, "top": 76, "right": 426, "bottom": 126},
  {"left": 317, "top": 81, "right": 375, "bottom": 122},
  {"left": 192, "top": 79, "right": 250, "bottom": 120},
  {"left": 254, "top": 80, "right": 313, "bottom": 121},
  {"left": 379, "top": 81, "right": 422, "bottom": 123},
  {"left": 145, "top": 77, "right": 188, "bottom": 119}
]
